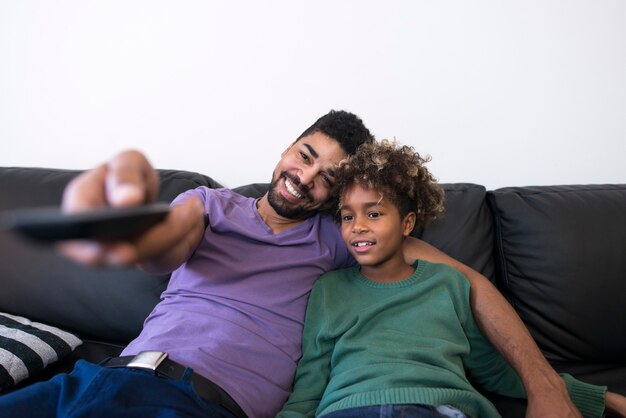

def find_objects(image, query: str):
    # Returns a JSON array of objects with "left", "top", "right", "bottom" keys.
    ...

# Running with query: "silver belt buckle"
[{"left": 127, "top": 351, "right": 168, "bottom": 372}]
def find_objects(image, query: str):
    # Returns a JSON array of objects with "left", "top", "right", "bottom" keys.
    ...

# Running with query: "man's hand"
[
  {"left": 525, "top": 372, "right": 582, "bottom": 417},
  {"left": 57, "top": 150, "right": 205, "bottom": 272},
  {"left": 62, "top": 149, "right": 159, "bottom": 212},
  {"left": 605, "top": 391, "right": 626, "bottom": 417}
]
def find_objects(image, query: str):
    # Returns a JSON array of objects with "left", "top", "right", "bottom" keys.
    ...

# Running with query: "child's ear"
[{"left": 402, "top": 212, "right": 417, "bottom": 237}]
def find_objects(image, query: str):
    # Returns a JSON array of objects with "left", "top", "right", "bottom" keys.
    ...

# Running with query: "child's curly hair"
[{"left": 333, "top": 139, "right": 445, "bottom": 231}]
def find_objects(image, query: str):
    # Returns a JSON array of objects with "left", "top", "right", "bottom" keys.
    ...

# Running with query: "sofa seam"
[
  {"left": 491, "top": 185, "right": 626, "bottom": 197},
  {"left": 486, "top": 193, "right": 516, "bottom": 310}
]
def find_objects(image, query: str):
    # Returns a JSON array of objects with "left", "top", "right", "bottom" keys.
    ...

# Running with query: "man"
[{"left": 0, "top": 111, "right": 582, "bottom": 417}]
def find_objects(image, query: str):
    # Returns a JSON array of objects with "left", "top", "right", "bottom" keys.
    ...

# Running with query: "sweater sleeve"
[
  {"left": 462, "top": 295, "right": 607, "bottom": 417},
  {"left": 276, "top": 280, "right": 334, "bottom": 418}
]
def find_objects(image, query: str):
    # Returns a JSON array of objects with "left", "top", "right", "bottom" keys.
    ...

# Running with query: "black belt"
[{"left": 102, "top": 351, "right": 246, "bottom": 418}]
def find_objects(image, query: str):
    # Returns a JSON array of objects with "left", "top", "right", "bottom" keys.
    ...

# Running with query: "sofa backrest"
[
  {"left": 419, "top": 183, "right": 495, "bottom": 281},
  {"left": 0, "top": 167, "right": 221, "bottom": 344},
  {"left": 487, "top": 184, "right": 626, "bottom": 363}
]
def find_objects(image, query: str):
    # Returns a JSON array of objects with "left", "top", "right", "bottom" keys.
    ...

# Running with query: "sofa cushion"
[
  {"left": 487, "top": 184, "right": 626, "bottom": 363},
  {"left": 0, "top": 312, "right": 82, "bottom": 391},
  {"left": 0, "top": 167, "right": 222, "bottom": 345},
  {"left": 419, "top": 183, "right": 494, "bottom": 280},
  {"left": 232, "top": 182, "right": 495, "bottom": 280}
]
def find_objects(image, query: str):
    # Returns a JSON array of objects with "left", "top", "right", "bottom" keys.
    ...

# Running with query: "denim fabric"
[
  {"left": 435, "top": 405, "right": 469, "bottom": 418},
  {"left": 0, "top": 360, "right": 235, "bottom": 418},
  {"left": 322, "top": 404, "right": 469, "bottom": 418}
]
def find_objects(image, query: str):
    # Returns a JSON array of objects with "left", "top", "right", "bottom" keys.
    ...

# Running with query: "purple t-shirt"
[{"left": 122, "top": 187, "right": 353, "bottom": 417}]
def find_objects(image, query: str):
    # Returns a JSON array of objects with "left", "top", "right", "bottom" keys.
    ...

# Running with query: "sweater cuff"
[{"left": 561, "top": 373, "right": 607, "bottom": 418}]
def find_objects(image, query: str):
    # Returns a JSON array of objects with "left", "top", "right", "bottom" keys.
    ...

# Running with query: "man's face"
[{"left": 267, "top": 132, "right": 347, "bottom": 220}]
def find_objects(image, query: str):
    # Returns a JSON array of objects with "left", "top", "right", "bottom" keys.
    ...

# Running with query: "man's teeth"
[
  {"left": 354, "top": 242, "right": 373, "bottom": 247},
  {"left": 285, "top": 178, "right": 302, "bottom": 199}
]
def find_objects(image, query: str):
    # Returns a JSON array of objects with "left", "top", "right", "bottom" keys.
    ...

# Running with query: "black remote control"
[{"left": 2, "top": 203, "right": 171, "bottom": 242}]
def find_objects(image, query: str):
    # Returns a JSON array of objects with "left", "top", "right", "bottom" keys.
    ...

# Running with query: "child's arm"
[
  {"left": 277, "top": 282, "right": 333, "bottom": 418},
  {"left": 403, "top": 236, "right": 582, "bottom": 417}
]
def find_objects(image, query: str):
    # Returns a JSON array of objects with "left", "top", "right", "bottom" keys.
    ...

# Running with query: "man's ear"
[{"left": 402, "top": 212, "right": 417, "bottom": 237}]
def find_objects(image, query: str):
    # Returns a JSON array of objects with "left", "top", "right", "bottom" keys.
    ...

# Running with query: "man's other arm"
[{"left": 403, "top": 236, "right": 583, "bottom": 418}]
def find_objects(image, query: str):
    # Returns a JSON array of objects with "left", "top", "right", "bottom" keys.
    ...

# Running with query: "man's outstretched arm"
[
  {"left": 403, "top": 237, "right": 583, "bottom": 418},
  {"left": 59, "top": 149, "right": 205, "bottom": 273}
]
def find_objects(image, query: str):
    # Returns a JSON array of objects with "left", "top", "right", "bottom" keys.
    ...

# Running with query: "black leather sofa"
[{"left": 1, "top": 166, "right": 625, "bottom": 417}]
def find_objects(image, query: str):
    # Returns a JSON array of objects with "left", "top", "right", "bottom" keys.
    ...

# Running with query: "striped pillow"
[{"left": 0, "top": 312, "right": 82, "bottom": 391}]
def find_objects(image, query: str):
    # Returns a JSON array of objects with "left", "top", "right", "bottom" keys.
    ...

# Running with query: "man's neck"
[{"left": 256, "top": 194, "right": 308, "bottom": 234}]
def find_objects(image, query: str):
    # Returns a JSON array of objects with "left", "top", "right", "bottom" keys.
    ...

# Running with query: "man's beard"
[{"left": 267, "top": 172, "right": 317, "bottom": 220}]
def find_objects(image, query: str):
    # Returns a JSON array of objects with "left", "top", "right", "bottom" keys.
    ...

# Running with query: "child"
[{"left": 277, "top": 139, "right": 626, "bottom": 418}]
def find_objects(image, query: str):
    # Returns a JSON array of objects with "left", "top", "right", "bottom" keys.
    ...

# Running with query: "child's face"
[{"left": 339, "top": 184, "right": 415, "bottom": 272}]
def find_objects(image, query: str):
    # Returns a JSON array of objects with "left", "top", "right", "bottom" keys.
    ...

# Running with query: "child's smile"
[{"left": 351, "top": 240, "right": 375, "bottom": 252}]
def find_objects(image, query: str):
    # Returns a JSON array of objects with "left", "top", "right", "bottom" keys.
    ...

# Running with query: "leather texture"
[{"left": 488, "top": 185, "right": 626, "bottom": 363}]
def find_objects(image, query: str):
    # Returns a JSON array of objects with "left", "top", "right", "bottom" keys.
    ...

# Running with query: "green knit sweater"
[{"left": 277, "top": 261, "right": 606, "bottom": 418}]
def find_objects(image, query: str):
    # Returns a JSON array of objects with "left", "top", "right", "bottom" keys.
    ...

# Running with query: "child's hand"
[{"left": 606, "top": 391, "right": 626, "bottom": 417}]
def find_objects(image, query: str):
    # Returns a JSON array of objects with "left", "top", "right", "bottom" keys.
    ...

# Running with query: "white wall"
[{"left": 1, "top": 1, "right": 625, "bottom": 189}]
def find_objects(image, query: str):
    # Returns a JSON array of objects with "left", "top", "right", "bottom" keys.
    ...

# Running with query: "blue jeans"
[
  {"left": 0, "top": 360, "right": 235, "bottom": 418},
  {"left": 322, "top": 404, "right": 469, "bottom": 418}
]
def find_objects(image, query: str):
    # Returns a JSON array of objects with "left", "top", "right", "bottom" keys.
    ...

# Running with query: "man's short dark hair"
[{"left": 297, "top": 110, "right": 374, "bottom": 156}]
